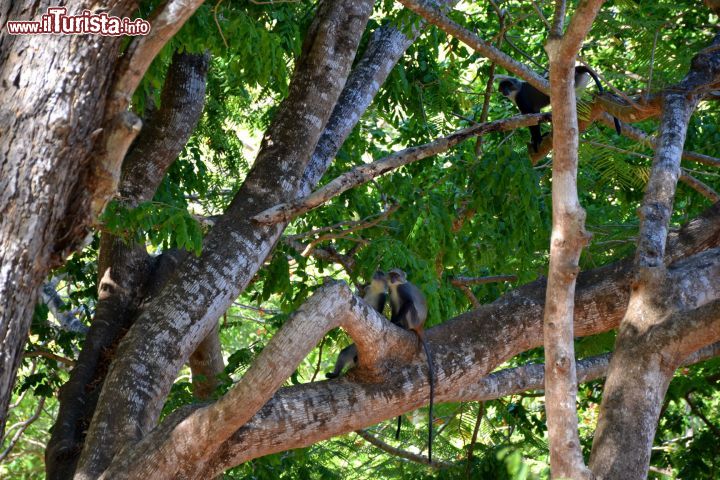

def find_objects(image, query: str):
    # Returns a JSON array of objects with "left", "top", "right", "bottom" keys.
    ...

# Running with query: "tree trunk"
[
  {"left": 74, "top": 2, "right": 375, "bottom": 477},
  {"left": 0, "top": 1, "right": 134, "bottom": 435}
]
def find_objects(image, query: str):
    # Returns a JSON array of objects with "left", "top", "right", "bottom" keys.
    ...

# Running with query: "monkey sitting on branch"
[
  {"left": 497, "top": 65, "right": 622, "bottom": 153},
  {"left": 387, "top": 268, "right": 435, "bottom": 463},
  {"left": 324, "top": 268, "right": 436, "bottom": 463},
  {"left": 326, "top": 271, "right": 388, "bottom": 379}
]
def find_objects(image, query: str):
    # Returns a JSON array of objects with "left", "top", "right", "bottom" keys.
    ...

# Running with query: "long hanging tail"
[
  {"left": 418, "top": 333, "right": 435, "bottom": 464},
  {"left": 395, "top": 415, "right": 402, "bottom": 440},
  {"left": 585, "top": 67, "right": 622, "bottom": 135}
]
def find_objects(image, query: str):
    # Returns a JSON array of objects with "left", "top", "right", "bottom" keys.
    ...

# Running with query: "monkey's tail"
[
  {"left": 395, "top": 415, "right": 402, "bottom": 440},
  {"left": 418, "top": 332, "right": 435, "bottom": 464},
  {"left": 586, "top": 67, "right": 622, "bottom": 135}
]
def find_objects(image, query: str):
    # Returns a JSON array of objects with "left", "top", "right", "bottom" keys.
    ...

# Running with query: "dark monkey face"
[
  {"left": 388, "top": 268, "right": 407, "bottom": 286},
  {"left": 498, "top": 79, "right": 519, "bottom": 99}
]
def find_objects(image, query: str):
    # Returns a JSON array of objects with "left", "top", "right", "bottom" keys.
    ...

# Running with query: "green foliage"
[
  {"left": 6, "top": 0, "right": 720, "bottom": 478},
  {"left": 101, "top": 200, "right": 204, "bottom": 255}
]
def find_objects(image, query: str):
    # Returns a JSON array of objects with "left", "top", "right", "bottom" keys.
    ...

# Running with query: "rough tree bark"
[
  {"left": 3, "top": 1, "right": 718, "bottom": 478},
  {"left": 45, "top": 3, "right": 443, "bottom": 477},
  {"left": 0, "top": 0, "right": 137, "bottom": 436},
  {"left": 45, "top": 51, "right": 210, "bottom": 480},
  {"left": 74, "top": 2, "right": 375, "bottom": 478},
  {"left": 589, "top": 33, "right": 720, "bottom": 479}
]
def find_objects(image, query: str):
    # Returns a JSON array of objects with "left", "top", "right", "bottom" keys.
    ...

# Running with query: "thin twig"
[
  {"left": 680, "top": 170, "right": 720, "bottom": 202},
  {"left": 287, "top": 205, "right": 399, "bottom": 241},
  {"left": 23, "top": 350, "right": 76, "bottom": 367},
  {"left": 456, "top": 284, "right": 481, "bottom": 309},
  {"left": 684, "top": 393, "right": 720, "bottom": 438},
  {"left": 0, "top": 397, "right": 46, "bottom": 462},
  {"left": 465, "top": 402, "right": 485, "bottom": 478},
  {"left": 354, "top": 429, "right": 453, "bottom": 469},
  {"left": 214, "top": 0, "right": 229, "bottom": 49},
  {"left": 646, "top": 27, "right": 661, "bottom": 103},
  {"left": 311, "top": 338, "right": 325, "bottom": 382},
  {"left": 451, "top": 275, "right": 517, "bottom": 286},
  {"left": 531, "top": 0, "right": 552, "bottom": 29}
]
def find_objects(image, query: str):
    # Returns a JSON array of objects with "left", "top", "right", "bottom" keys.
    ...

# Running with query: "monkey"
[
  {"left": 497, "top": 65, "right": 622, "bottom": 152},
  {"left": 325, "top": 344, "right": 358, "bottom": 379},
  {"left": 326, "top": 271, "right": 388, "bottom": 379},
  {"left": 362, "top": 270, "right": 388, "bottom": 314},
  {"left": 387, "top": 268, "right": 435, "bottom": 463}
]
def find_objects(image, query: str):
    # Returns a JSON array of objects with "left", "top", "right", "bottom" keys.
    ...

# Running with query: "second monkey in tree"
[
  {"left": 387, "top": 268, "right": 435, "bottom": 463},
  {"left": 498, "top": 65, "right": 622, "bottom": 152},
  {"left": 326, "top": 271, "right": 388, "bottom": 379}
]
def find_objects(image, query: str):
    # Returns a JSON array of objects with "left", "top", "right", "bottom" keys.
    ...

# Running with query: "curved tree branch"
[{"left": 76, "top": 3, "right": 375, "bottom": 477}]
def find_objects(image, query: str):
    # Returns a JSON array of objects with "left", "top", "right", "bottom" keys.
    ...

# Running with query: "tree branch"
[
  {"left": 254, "top": 113, "right": 550, "bottom": 224},
  {"left": 590, "top": 33, "right": 720, "bottom": 480},
  {"left": 77, "top": 2, "right": 375, "bottom": 477},
  {"left": 99, "top": 282, "right": 420, "bottom": 479},
  {"left": 354, "top": 429, "right": 453, "bottom": 469},
  {"left": 0, "top": 396, "right": 45, "bottom": 462},
  {"left": 108, "top": 0, "right": 206, "bottom": 115},
  {"left": 450, "top": 275, "right": 518, "bottom": 286},
  {"left": 187, "top": 204, "right": 720, "bottom": 477}
]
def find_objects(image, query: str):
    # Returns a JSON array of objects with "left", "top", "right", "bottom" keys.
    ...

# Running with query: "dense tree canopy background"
[{"left": 1, "top": 0, "right": 720, "bottom": 478}]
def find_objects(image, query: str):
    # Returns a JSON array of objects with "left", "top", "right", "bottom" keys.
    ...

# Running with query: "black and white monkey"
[
  {"left": 326, "top": 271, "right": 388, "bottom": 379},
  {"left": 497, "top": 65, "right": 622, "bottom": 152},
  {"left": 387, "top": 268, "right": 435, "bottom": 463}
]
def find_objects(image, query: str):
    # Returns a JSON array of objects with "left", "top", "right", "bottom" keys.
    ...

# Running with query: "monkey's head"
[
  {"left": 388, "top": 268, "right": 407, "bottom": 286},
  {"left": 497, "top": 77, "right": 521, "bottom": 99},
  {"left": 369, "top": 270, "right": 388, "bottom": 290},
  {"left": 371, "top": 270, "right": 386, "bottom": 282},
  {"left": 360, "top": 270, "right": 387, "bottom": 296}
]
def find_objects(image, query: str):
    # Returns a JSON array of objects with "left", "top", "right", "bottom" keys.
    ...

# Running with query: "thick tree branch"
[
  {"left": 77, "top": 3, "right": 375, "bottom": 478},
  {"left": 590, "top": 33, "right": 720, "bottom": 480},
  {"left": 189, "top": 321, "right": 225, "bottom": 400},
  {"left": 98, "top": 282, "right": 420, "bottom": 480},
  {"left": 462, "top": 341, "right": 720, "bottom": 402},
  {"left": 254, "top": 113, "right": 550, "bottom": 224},
  {"left": 109, "top": 0, "right": 206, "bottom": 115},
  {"left": 186, "top": 204, "right": 720, "bottom": 477},
  {"left": 0, "top": 0, "right": 137, "bottom": 440},
  {"left": 299, "top": 3, "right": 456, "bottom": 192},
  {"left": 47, "top": 52, "right": 210, "bottom": 480},
  {"left": 88, "top": 0, "right": 206, "bottom": 220}
]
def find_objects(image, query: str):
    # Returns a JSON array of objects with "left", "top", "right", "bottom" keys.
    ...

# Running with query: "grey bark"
[
  {"left": 46, "top": 52, "right": 209, "bottom": 480},
  {"left": 75, "top": 2, "right": 375, "bottom": 478},
  {"left": 187, "top": 206, "right": 720, "bottom": 477},
  {"left": 589, "top": 34, "right": 720, "bottom": 480},
  {"left": 0, "top": 0, "right": 135, "bottom": 436}
]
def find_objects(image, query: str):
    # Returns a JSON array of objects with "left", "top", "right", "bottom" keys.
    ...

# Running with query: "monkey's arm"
[{"left": 390, "top": 301, "right": 414, "bottom": 329}]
